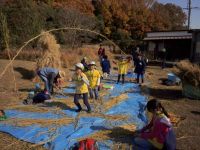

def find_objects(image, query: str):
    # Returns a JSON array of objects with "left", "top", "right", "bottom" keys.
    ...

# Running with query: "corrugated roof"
[{"left": 144, "top": 31, "right": 192, "bottom": 40}]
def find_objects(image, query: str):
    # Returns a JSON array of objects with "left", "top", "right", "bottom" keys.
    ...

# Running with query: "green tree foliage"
[{"left": 0, "top": 0, "right": 98, "bottom": 49}]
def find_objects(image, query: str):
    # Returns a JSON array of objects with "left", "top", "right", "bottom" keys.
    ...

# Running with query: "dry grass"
[
  {"left": 78, "top": 124, "right": 136, "bottom": 142},
  {"left": 174, "top": 60, "right": 200, "bottom": 87},
  {"left": 0, "top": 50, "right": 43, "bottom": 61},
  {"left": 4, "top": 117, "right": 74, "bottom": 127},
  {"left": 76, "top": 111, "right": 129, "bottom": 121},
  {"left": 169, "top": 113, "right": 186, "bottom": 127},
  {"left": 104, "top": 94, "right": 128, "bottom": 111},
  {"left": 36, "top": 32, "right": 62, "bottom": 70}
]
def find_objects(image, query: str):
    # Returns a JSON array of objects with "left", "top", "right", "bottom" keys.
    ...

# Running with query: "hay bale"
[
  {"left": 174, "top": 60, "right": 200, "bottom": 87},
  {"left": 36, "top": 32, "right": 62, "bottom": 69},
  {"left": 173, "top": 60, "right": 200, "bottom": 99}
]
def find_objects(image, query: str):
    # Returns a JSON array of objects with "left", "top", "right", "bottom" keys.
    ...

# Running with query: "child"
[
  {"left": 86, "top": 61, "right": 101, "bottom": 100},
  {"left": 101, "top": 55, "right": 111, "bottom": 78},
  {"left": 133, "top": 99, "right": 176, "bottom": 150},
  {"left": 0, "top": 110, "right": 7, "bottom": 121},
  {"left": 81, "top": 57, "right": 89, "bottom": 72},
  {"left": 134, "top": 55, "right": 146, "bottom": 84},
  {"left": 113, "top": 56, "right": 131, "bottom": 84},
  {"left": 72, "top": 63, "right": 91, "bottom": 113}
]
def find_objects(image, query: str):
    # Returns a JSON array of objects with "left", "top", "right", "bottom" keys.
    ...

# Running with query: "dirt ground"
[
  {"left": 144, "top": 65, "right": 200, "bottom": 150},
  {"left": 0, "top": 59, "right": 200, "bottom": 150}
]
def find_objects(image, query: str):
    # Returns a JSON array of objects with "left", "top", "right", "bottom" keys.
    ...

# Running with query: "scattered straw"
[
  {"left": 104, "top": 94, "right": 128, "bottom": 111},
  {"left": 169, "top": 113, "right": 185, "bottom": 127},
  {"left": 77, "top": 112, "right": 129, "bottom": 121},
  {"left": 4, "top": 117, "right": 74, "bottom": 127},
  {"left": 79, "top": 124, "right": 136, "bottom": 142}
]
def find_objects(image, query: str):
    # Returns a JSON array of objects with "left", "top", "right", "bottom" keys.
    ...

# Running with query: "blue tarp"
[{"left": 0, "top": 81, "right": 147, "bottom": 150}]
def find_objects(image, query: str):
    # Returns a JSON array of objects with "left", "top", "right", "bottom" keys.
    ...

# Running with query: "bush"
[{"left": 0, "top": 0, "right": 99, "bottom": 50}]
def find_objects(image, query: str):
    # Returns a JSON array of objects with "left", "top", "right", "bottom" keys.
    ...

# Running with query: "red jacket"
[
  {"left": 141, "top": 113, "right": 172, "bottom": 149},
  {"left": 98, "top": 48, "right": 105, "bottom": 56}
]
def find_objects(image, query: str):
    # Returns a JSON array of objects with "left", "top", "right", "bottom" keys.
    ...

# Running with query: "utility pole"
[
  {"left": 188, "top": 0, "right": 191, "bottom": 29},
  {"left": 184, "top": 0, "right": 200, "bottom": 29}
]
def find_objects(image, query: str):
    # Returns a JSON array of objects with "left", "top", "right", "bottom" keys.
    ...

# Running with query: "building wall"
[{"left": 195, "top": 32, "right": 200, "bottom": 62}]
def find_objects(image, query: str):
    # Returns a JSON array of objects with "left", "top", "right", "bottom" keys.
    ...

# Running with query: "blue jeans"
[
  {"left": 133, "top": 137, "right": 155, "bottom": 150},
  {"left": 89, "top": 88, "right": 98, "bottom": 100},
  {"left": 38, "top": 74, "right": 52, "bottom": 94},
  {"left": 137, "top": 73, "right": 144, "bottom": 84}
]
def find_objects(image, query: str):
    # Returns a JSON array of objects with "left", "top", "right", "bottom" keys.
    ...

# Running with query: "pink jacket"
[{"left": 140, "top": 113, "right": 172, "bottom": 149}]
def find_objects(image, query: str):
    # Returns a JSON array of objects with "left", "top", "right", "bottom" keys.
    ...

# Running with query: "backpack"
[
  {"left": 32, "top": 92, "right": 51, "bottom": 104},
  {"left": 72, "top": 139, "right": 98, "bottom": 150},
  {"left": 163, "top": 127, "right": 176, "bottom": 150}
]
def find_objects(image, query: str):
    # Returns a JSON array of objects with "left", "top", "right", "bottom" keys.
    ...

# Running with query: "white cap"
[
  {"left": 89, "top": 61, "right": 96, "bottom": 65},
  {"left": 75, "top": 63, "right": 84, "bottom": 70},
  {"left": 58, "top": 70, "right": 66, "bottom": 78}
]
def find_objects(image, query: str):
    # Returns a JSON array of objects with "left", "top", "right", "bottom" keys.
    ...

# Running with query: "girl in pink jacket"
[{"left": 133, "top": 99, "right": 176, "bottom": 150}]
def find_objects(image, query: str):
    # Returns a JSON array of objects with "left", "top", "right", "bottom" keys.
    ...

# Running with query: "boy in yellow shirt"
[
  {"left": 86, "top": 61, "right": 101, "bottom": 100},
  {"left": 72, "top": 63, "right": 91, "bottom": 113},
  {"left": 113, "top": 56, "right": 131, "bottom": 84}
]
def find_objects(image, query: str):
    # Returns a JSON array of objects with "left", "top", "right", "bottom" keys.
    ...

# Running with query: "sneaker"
[
  {"left": 87, "top": 110, "right": 92, "bottom": 113},
  {"left": 75, "top": 109, "right": 82, "bottom": 112}
]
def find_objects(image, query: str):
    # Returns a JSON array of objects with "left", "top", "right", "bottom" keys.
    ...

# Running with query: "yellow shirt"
[
  {"left": 118, "top": 60, "right": 129, "bottom": 75},
  {"left": 72, "top": 72, "right": 89, "bottom": 94},
  {"left": 86, "top": 69, "right": 101, "bottom": 89}
]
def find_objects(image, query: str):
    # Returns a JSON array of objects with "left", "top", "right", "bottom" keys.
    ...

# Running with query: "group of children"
[
  {"left": 35, "top": 46, "right": 176, "bottom": 149},
  {"left": 71, "top": 61, "right": 101, "bottom": 113}
]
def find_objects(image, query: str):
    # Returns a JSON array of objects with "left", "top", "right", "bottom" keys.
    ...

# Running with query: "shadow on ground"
[
  {"left": 191, "top": 111, "right": 200, "bottom": 115},
  {"left": 44, "top": 101, "right": 76, "bottom": 112},
  {"left": 90, "top": 126, "right": 135, "bottom": 145},
  {"left": 148, "top": 87, "right": 183, "bottom": 100},
  {"left": 14, "top": 67, "right": 35, "bottom": 80}
]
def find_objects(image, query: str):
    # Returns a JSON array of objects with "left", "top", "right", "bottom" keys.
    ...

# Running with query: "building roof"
[{"left": 144, "top": 31, "right": 192, "bottom": 40}]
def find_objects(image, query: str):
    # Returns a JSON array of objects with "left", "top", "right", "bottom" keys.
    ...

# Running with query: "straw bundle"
[
  {"left": 36, "top": 32, "right": 62, "bottom": 69},
  {"left": 174, "top": 60, "right": 200, "bottom": 87},
  {"left": 4, "top": 117, "right": 74, "bottom": 127}
]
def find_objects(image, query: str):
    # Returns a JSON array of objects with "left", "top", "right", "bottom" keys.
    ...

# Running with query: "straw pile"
[
  {"left": 174, "top": 60, "right": 200, "bottom": 87},
  {"left": 36, "top": 32, "right": 62, "bottom": 69},
  {"left": 4, "top": 117, "right": 74, "bottom": 127}
]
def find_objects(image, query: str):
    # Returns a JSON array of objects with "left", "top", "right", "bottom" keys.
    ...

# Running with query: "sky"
[{"left": 158, "top": 0, "right": 200, "bottom": 29}]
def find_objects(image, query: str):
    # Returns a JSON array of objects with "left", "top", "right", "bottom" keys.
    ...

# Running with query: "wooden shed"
[{"left": 144, "top": 30, "right": 200, "bottom": 63}]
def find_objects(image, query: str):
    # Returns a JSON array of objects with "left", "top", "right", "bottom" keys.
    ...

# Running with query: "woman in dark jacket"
[
  {"left": 101, "top": 55, "right": 111, "bottom": 78},
  {"left": 134, "top": 55, "right": 146, "bottom": 84}
]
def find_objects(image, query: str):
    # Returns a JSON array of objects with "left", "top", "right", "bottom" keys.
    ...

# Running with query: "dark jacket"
[
  {"left": 134, "top": 59, "right": 146, "bottom": 74},
  {"left": 81, "top": 60, "right": 89, "bottom": 71},
  {"left": 101, "top": 59, "right": 111, "bottom": 73}
]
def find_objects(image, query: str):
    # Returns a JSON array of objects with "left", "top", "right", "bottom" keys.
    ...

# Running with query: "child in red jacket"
[{"left": 133, "top": 99, "right": 176, "bottom": 150}]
